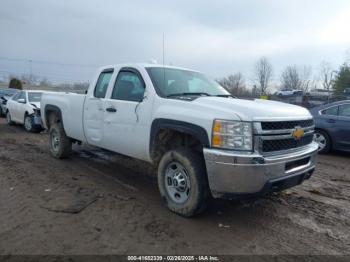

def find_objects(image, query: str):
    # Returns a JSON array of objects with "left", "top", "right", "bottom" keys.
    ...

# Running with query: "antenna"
[
  {"left": 162, "top": 33, "right": 166, "bottom": 94},
  {"left": 162, "top": 33, "right": 165, "bottom": 65}
]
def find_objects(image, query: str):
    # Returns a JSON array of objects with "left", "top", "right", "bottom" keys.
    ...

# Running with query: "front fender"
[{"left": 150, "top": 118, "right": 210, "bottom": 156}]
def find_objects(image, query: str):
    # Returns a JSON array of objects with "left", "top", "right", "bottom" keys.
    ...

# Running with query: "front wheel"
[
  {"left": 49, "top": 123, "right": 72, "bottom": 159},
  {"left": 24, "top": 115, "right": 41, "bottom": 133},
  {"left": 314, "top": 130, "right": 331, "bottom": 154},
  {"left": 157, "top": 148, "right": 209, "bottom": 217}
]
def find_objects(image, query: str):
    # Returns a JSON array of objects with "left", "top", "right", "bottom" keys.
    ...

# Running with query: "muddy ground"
[{"left": 0, "top": 118, "right": 349, "bottom": 255}]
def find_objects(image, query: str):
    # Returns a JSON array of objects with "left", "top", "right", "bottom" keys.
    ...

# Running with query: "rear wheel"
[
  {"left": 314, "top": 130, "right": 331, "bottom": 154},
  {"left": 49, "top": 123, "right": 72, "bottom": 159},
  {"left": 157, "top": 148, "right": 209, "bottom": 217},
  {"left": 6, "top": 111, "right": 14, "bottom": 125}
]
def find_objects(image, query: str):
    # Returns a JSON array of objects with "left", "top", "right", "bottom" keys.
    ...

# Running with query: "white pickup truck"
[{"left": 41, "top": 64, "right": 318, "bottom": 216}]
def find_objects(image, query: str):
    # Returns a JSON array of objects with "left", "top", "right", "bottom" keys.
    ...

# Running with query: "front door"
[
  {"left": 103, "top": 68, "right": 151, "bottom": 160},
  {"left": 13, "top": 91, "right": 26, "bottom": 123},
  {"left": 83, "top": 69, "right": 114, "bottom": 146}
]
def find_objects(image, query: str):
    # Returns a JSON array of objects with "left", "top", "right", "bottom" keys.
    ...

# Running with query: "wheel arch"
[
  {"left": 150, "top": 118, "right": 210, "bottom": 165},
  {"left": 315, "top": 127, "right": 333, "bottom": 149},
  {"left": 23, "top": 111, "right": 29, "bottom": 122},
  {"left": 44, "top": 104, "right": 65, "bottom": 130}
]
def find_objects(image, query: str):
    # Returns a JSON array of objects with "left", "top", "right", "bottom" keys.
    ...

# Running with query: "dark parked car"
[
  {"left": 0, "top": 88, "right": 20, "bottom": 117},
  {"left": 310, "top": 100, "right": 350, "bottom": 153}
]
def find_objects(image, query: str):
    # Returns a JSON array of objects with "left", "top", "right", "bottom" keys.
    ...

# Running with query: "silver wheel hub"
[
  {"left": 24, "top": 117, "right": 32, "bottom": 130},
  {"left": 51, "top": 131, "right": 60, "bottom": 152},
  {"left": 314, "top": 133, "right": 326, "bottom": 151},
  {"left": 164, "top": 162, "right": 191, "bottom": 204}
]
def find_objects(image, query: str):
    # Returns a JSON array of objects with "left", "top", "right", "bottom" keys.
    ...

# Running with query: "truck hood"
[{"left": 193, "top": 97, "right": 311, "bottom": 121}]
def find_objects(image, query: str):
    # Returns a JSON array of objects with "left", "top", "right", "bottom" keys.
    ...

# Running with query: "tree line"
[{"left": 218, "top": 57, "right": 350, "bottom": 96}]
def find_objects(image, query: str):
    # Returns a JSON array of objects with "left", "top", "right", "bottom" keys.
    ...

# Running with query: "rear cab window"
[{"left": 94, "top": 69, "right": 114, "bottom": 98}]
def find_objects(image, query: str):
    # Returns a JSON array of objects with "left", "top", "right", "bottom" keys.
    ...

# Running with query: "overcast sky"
[{"left": 1, "top": 0, "right": 350, "bottom": 84}]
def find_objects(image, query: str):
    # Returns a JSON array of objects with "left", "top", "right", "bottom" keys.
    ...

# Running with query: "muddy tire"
[
  {"left": 24, "top": 114, "right": 41, "bottom": 133},
  {"left": 157, "top": 148, "right": 209, "bottom": 217},
  {"left": 6, "top": 111, "right": 14, "bottom": 125},
  {"left": 49, "top": 123, "right": 72, "bottom": 159},
  {"left": 314, "top": 129, "right": 331, "bottom": 154}
]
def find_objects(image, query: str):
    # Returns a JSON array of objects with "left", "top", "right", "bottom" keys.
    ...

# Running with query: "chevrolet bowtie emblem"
[{"left": 292, "top": 126, "right": 304, "bottom": 140}]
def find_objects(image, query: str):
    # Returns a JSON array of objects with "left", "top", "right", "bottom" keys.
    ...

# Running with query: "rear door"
[
  {"left": 83, "top": 68, "right": 114, "bottom": 146},
  {"left": 6, "top": 92, "right": 20, "bottom": 120}
]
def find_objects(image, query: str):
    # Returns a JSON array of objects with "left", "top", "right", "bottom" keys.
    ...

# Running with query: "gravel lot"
[{"left": 0, "top": 118, "right": 349, "bottom": 255}]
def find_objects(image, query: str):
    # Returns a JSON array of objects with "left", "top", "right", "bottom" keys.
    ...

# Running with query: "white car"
[
  {"left": 275, "top": 89, "right": 303, "bottom": 96},
  {"left": 6, "top": 90, "right": 44, "bottom": 132}
]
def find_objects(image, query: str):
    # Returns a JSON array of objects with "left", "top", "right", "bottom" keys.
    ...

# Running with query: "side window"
[
  {"left": 338, "top": 104, "right": 350, "bottom": 117},
  {"left": 12, "top": 93, "right": 20, "bottom": 101},
  {"left": 111, "top": 70, "right": 145, "bottom": 102},
  {"left": 17, "top": 91, "right": 26, "bottom": 102},
  {"left": 94, "top": 70, "right": 113, "bottom": 98},
  {"left": 321, "top": 106, "right": 338, "bottom": 116}
]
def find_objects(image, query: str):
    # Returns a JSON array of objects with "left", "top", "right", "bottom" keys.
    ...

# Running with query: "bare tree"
[
  {"left": 319, "top": 61, "right": 334, "bottom": 91},
  {"left": 218, "top": 72, "right": 247, "bottom": 96},
  {"left": 280, "top": 65, "right": 300, "bottom": 90},
  {"left": 299, "top": 65, "right": 312, "bottom": 92},
  {"left": 280, "top": 65, "right": 312, "bottom": 91},
  {"left": 254, "top": 57, "right": 273, "bottom": 95}
]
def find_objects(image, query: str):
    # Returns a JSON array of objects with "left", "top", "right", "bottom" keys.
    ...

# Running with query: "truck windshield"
[
  {"left": 28, "top": 92, "right": 42, "bottom": 102},
  {"left": 146, "top": 67, "right": 229, "bottom": 98}
]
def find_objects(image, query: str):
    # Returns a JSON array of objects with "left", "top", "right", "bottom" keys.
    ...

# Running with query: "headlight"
[{"left": 212, "top": 119, "right": 253, "bottom": 151}]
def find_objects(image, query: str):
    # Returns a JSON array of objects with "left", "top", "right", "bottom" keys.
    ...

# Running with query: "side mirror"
[{"left": 17, "top": 98, "right": 26, "bottom": 103}]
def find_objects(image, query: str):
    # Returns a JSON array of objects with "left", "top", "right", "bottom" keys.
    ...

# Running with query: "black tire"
[
  {"left": 49, "top": 123, "right": 72, "bottom": 159},
  {"left": 24, "top": 114, "right": 41, "bottom": 133},
  {"left": 6, "top": 111, "right": 14, "bottom": 125},
  {"left": 157, "top": 147, "right": 209, "bottom": 217},
  {"left": 0, "top": 107, "right": 3, "bottom": 117},
  {"left": 314, "top": 129, "right": 331, "bottom": 154}
]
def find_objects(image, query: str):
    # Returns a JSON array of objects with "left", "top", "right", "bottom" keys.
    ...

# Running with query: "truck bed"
[{"left": 41, "top": 92, "right": 87, "bottom": 142}]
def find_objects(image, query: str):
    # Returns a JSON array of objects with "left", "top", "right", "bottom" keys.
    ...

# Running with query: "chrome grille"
[
  {"left": 262, "top": 134, "right": 313, "bottom": 152},
  {"left": 261, "top": 119, "right": 314, "bottom": 130},
  {"left": 255, "top": 119, "right": 314, "bottom": 154}
]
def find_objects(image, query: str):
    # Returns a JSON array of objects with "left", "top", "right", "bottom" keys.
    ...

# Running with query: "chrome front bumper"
[{"left": 203, "top": 142, "right": 318, "bottom": 198}]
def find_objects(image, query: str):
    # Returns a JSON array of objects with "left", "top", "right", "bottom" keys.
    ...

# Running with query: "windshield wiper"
[
  {"left": 216, "top": 94, "right": 236, "bottom": 98},
  {"left": 166, "top": 92, "right": 211, "bottom": 98}
]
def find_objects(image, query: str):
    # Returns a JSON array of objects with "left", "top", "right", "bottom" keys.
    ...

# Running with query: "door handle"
[
  {"left": 326, "top": 119, "right": 336, "bottom": 123},
  {"left": 106, "top": 107, "right": 117, "bottom": 113}
]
